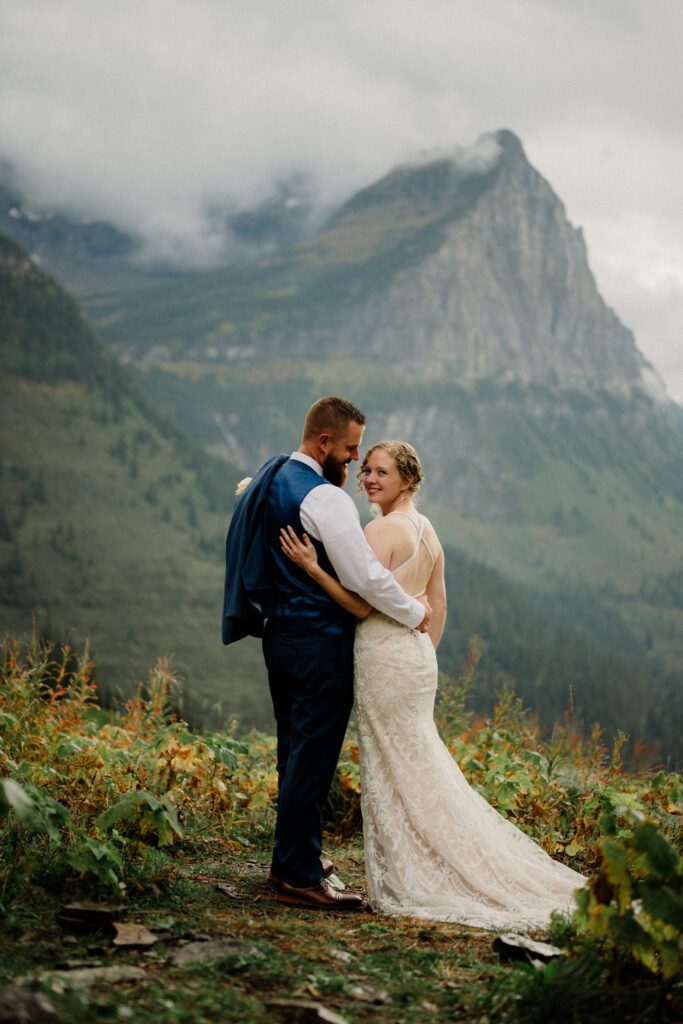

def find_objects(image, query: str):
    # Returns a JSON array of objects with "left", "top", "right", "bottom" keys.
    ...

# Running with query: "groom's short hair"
[{"left": 303, "top": 396, "right": 366, "bottom": 440}]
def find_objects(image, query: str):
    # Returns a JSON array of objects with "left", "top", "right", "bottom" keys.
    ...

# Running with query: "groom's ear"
[{"left": 318, "top": 432, "right": 332, "bottom": 453}]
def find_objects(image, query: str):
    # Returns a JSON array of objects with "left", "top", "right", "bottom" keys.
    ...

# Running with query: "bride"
[{"left": 279, "top": 439, "right": 585, "bottom": 931}]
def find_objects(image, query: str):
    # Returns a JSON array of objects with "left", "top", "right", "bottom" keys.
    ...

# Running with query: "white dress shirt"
[{"left": 291, "top": 452, "right": 424, "bottom": 629}]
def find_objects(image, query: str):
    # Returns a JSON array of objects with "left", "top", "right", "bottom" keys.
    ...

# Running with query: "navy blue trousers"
[{"left": 262, "top": 620, "right": 354, "bottom": 888}]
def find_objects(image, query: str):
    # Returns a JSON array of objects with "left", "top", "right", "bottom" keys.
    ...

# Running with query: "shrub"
[{"left": 0, "top": 636, "right": 248, "bottom": 904}]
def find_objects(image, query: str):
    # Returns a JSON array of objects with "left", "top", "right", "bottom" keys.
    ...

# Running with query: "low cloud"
[{"left": 0, "top": 0, "right": 680, "bottom": 393}]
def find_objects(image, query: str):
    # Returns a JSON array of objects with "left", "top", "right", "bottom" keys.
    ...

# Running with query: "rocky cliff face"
[
  {"left": 91, "top": 131, "right": 666, "bottom": 405},
  {"left": 256, "top": 132, "right": 663, "bottom": 400},
  {"left": 353, "top": 133, "right": 657, "bottom": 394}
]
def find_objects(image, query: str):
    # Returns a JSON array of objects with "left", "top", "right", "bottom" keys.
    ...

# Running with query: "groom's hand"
[{"left": 416, "top": 595, "right": 432, "bottom": 632}]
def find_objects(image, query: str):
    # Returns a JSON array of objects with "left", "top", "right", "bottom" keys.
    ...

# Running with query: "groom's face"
[{"left": 321, "top": 420, "right": 365, "bottom": 487}]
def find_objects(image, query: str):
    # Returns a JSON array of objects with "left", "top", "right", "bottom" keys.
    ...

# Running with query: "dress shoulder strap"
[
  {"left": 391, "top": 510, "right": 419, "bottom": 527},
  {"left": 390, "top": 513, "right": 425, "bottom": 575},
  {"left": 391, "top": 513, "right": 437, "bottom": 576},
  {"left": 420, "top": 531, "right": 436, "bottom": 568}
]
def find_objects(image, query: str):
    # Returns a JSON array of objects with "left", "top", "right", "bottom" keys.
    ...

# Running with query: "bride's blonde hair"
[{"left": 357, "top": 440, "right": 424, "bottom": 496}]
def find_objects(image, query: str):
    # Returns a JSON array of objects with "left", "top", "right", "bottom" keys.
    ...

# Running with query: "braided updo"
[{"left": 357, "top": 440, "right": 424, "bottom": 497}]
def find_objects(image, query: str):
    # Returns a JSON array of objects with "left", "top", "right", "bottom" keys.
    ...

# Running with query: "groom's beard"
[{"left": 322, "top": 455, "right": 348, "bottom": 487}]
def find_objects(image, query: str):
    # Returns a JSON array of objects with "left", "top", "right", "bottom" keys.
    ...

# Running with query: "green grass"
[
  {"left": 2, "top": 836, "right": 681, "bottom": 1024},
  {"left": 0, "top": 836, "right": 519, "bottom": 1024}
]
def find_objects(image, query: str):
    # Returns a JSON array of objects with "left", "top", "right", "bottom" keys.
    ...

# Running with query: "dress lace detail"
[{"left": 354, "top": 521, "right": 585, "bottom": 931}]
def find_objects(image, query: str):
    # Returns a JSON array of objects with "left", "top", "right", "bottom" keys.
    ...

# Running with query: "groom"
[{"left": 222, "top": 396, "right": 430, "bottom": 910}]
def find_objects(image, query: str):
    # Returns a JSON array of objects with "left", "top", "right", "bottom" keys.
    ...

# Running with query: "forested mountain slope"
[{"left": 0, "top": 234, "right": 264, "bottom": 724}]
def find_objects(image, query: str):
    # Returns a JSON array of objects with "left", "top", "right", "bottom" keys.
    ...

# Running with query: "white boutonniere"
[{"left": 235, "top": 477, "right": 253, "bottom": 497}]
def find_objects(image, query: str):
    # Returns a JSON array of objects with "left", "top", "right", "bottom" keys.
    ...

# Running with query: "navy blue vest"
[{"left": 265, "top": 459, "right": 355, "bottom": 636}]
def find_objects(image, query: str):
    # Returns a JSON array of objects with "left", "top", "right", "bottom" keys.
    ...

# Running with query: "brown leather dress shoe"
[
  {"left": 275, "top": 878, "right": 363, "bottom": 911},
  {"left": 268, "top": 858, "right": 334, "bottom": 886}
]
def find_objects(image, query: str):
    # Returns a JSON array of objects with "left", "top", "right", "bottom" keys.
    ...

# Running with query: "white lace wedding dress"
[{"left": 354, "top": 513, "right": 585, "bottom": 931}]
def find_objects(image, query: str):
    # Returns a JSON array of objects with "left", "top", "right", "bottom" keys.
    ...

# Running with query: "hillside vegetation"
[
  {"left": 1, "top": 636, "right": 681, "bottom": 1022},
  {"left": 130, "top": 357, "right": 683, "bottom": 762},
  {"left": 0, "top": 233, "right": 264, "bottom": 721}
]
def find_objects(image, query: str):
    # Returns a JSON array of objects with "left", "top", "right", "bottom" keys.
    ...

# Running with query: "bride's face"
[{"left": 362, "top": 449, "right": 406, "bottom": 511}]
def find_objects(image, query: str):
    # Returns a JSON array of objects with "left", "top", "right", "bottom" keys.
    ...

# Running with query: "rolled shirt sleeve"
[{"left": 299, "top": 484, "right": 424, "bottom": 629}]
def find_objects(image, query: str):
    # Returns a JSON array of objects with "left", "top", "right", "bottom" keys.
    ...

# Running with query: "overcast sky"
[{"left": 1, "top": 0, "right": 681, "bottom": 399}]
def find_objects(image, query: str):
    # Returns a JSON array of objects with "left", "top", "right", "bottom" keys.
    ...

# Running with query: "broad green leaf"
[
  {"left": 12, "top": 782, "right": 72, "bottom": 841},
  {"left": 494, "top": 781, "right": 519, "bottom": 810},
  {"left": 601, "top": 839, "right": 628, "bottom": 885},
  {"left": 68, "top": 838, "right": 123, "bottom": 872},
  {"left": 639, "top": 880, "right": 683, "bottom": 931},
  {"left": 599, "top": 811, "right": 617, "bottom": 836},
  {"left": 150, "top": 805, "right": 183, "bottom": 845},
  {"left": 635, "top": 944, "right": 661, "bottom": 975},
  {"left": 98, "top": 789, "right": 182, "bottom": 846},
  {"left": 67, "top": 837, "right": 122, "bottom": 888},
  {"left": 98, "top": 789, "right": 162, "bottom": 830},
  {"left": 633, "top": 822, "right": 680, "bottom": 878},
  {"left": 85, "top": 838, "right": 123, "bottom": 867},
  {"left": 611, "top": 791, "right": 645, "bottom": 812}
]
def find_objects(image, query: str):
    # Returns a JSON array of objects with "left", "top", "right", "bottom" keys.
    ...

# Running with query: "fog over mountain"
[
  {"left": 0, "top": 0, "right": 681, "bottom": 396},
  {"left": 84, "top": 129, "right": 681, "bottom": 537}
]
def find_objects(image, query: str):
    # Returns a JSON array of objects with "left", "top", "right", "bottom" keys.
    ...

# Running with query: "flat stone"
[
  {"left": 327, "top": 948, "right": 354, "bottom": 964},
  {"left": 347, "top": 983, "right": 391, "bottom": 1004},
  {"left": 112, "top": 922, "right": 159, "bottom": 947},
  {"left": 266, "top": 999, "right": 350, "bottom": 1024},
  {"left": 492, "top": 933, "right": 564, "bottom": 966},
  {"left": 215, "top": 883, "right": 240, "bottom": 899},
  {"left": 170, "top": 940, "right": 262, "bottom": 967},
  {"left": 35, "top": 965, "right": 147, "bottom": 994},
  {"left": 53, "top": 960, "right": 103, "bottom": 970},
  {"left": 55, "top": 902, "right": 123, "bottom": 933}
]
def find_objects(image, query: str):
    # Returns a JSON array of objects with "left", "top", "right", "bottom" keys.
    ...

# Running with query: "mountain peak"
[
  {"left": 87, "top": 130, "right": 662, "bottom": 401},
  {"left": 490, "top": 128, "right": 526, "bottom": 156},
  {"left": 330, "top": 132, "right": 510, "bottom": 228}
]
